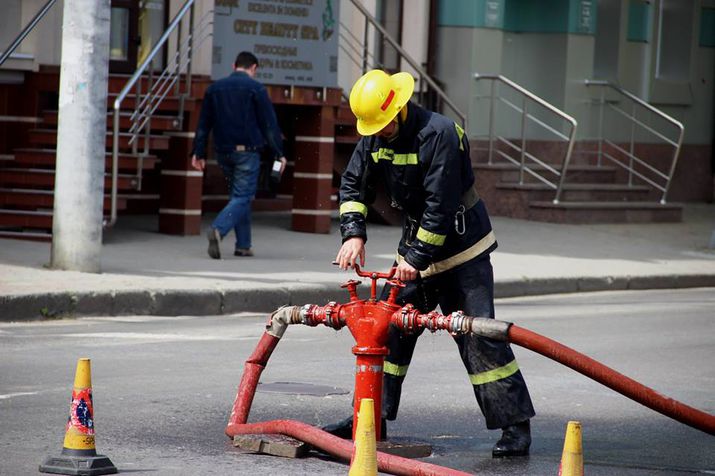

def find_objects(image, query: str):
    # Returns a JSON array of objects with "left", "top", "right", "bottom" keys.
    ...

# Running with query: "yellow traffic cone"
[
  {"left": 558, "top": 420, "right": 583, "bottom": 476},
  {"left": 349, "top": 398, "right": 378, "bottom": 476},
  {"left": 40, "top": 358, "right": 117, "bottom": 475}
]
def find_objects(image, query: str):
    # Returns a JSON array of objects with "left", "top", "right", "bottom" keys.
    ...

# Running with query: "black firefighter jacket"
[{"left": 339, "top": 102, "right": 497, "bottom": 279}]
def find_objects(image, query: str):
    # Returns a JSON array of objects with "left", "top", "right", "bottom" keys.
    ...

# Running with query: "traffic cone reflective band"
[
  {"left": 39, "top": 358, "right": 117, "bottom": 475},
  {"left": 558, "top": 420, "right": 583, "bottom": 476},
  {"left": 349, "top": 398, "right": 378, "bottom": 476}
]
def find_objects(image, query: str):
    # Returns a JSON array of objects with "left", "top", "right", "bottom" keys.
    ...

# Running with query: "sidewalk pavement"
[{"left": 1, "top": 203, "right": 714, "bottom": 321}]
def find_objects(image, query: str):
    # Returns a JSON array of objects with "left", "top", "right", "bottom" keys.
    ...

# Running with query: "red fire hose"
[
  {"left": 226, "top": 419, "right": 472, "bottom": 476},
  {"left": 225, "top": 295, "right": 715, "bottom": 476},
  {"left": 508, "top": 324, "right": 715, "bottom": 435}
]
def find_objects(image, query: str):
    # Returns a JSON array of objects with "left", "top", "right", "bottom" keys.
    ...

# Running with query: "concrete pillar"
[
  {"left": 50, "top": 0, "right": 111, "bottom": 272},
  {"left": 159, "top": 133, "right": 203, "bottom": 235},
  {"left": 291, "top": 105, "right": 335, "bottom": 234}
]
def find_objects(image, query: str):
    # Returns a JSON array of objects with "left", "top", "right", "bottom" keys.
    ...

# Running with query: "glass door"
[{"left": 110, "top": 0, "right": 139, "bottom": 74}]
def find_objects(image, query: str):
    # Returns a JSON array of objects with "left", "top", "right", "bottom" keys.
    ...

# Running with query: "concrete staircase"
[
  {"left": 0, "top": 70, "right": 207, "bottom": 241},
  {"left": 473, "top": 148, "right": 683, "bottom": 223}
]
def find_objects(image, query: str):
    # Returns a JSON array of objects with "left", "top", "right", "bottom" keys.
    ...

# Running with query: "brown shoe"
[
  {"left": 207, "top": 228, "right": 221, "bottom": 259},
  {"left": 234, "top": 248, "right": 254, "bottom": 257}
]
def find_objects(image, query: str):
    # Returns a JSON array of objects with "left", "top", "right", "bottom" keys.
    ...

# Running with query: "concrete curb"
[{"left": 2, "top": 274, "right": 715, "bottom": 322}]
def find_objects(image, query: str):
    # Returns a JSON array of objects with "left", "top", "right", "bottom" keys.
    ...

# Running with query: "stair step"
[
  {"left": 27, "top": 129, "right": 170, "bottom": 150},
  {"left": 474, "top": 162, "right": 618, "bottom": 184},
  {"left": 0, "top": 208, "right": 53, "bottom": 229},
  {"left": 0, "top": 229, "right": 52, "bottom": 242},
  {"left": 528, "top": 201, "right": 683, "bottom": 223},
  {"left": 0, "top": 188, "right": 125, "bottom": 210},
  {"left": 0, "top": 168, "right": 138, "bottom": 190},
  {"left": 42, "top": 110, "right": 180, "bottom": 131},
  {"left": 496, "top": 182, "right": 652, "bottom": 201},
  {"left": 107, "top": 94, "right": 198, "bottom": 113},
  {"left": 11, "top": 148, "right": 160, "bottom": 171},
  {"left": 106, "top": 73, "right": 212, "bottom": 97}
]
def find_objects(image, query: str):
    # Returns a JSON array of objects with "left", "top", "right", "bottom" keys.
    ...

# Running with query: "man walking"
[
  {"left": 331, "top": 69, "right": 535, "bottom": 457},
  {"left": 191, "top": 51, "right": 286, "bottom": 259}
]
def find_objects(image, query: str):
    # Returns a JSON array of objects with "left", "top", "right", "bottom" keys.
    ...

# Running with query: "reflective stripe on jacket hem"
[
  {"left": 468, "top": 359, "right": 519, "bottom": 386},
  {"left": 397, "top": 230, "right": 496, "bottom": 278}
]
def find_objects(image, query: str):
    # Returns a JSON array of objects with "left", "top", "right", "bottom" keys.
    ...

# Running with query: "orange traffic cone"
[
  {"left": 40, "top": 358, "right": 117, "bottom": 475},
  {"left": 349, "top": 398, "right": 378, "bottom": 476},
  {"left": 558, "top": 420, "right": 583, "bottom": 476}
]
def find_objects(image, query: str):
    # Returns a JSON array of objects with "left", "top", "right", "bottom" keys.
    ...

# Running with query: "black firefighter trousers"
[{"left": 380, "top": 256, "right": 535, "bottom": 430}]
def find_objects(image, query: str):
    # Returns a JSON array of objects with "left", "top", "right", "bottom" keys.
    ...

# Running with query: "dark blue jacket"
[
  {"left": 192, "top": 71, "right": 284, "bottom": 159},
  {"left": 339, "top": 102, "right": 496, "bottom": 278}
]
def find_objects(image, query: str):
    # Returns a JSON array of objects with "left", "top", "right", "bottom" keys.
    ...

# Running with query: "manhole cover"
[{"left": 256, "top": 381, "right": 350, "bottom": 396}]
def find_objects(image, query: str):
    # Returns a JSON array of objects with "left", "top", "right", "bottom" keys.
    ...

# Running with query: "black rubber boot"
[
  {"left": 492, "top": 420, "right": 531, "bottom": 457},
  {"left": 322, "top": 415, "right": 388, "bottom": 440}
]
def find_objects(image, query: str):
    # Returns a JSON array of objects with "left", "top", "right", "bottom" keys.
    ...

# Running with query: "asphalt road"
[{"left": 1, "top": 288, "right": 713, "bottom": 475}]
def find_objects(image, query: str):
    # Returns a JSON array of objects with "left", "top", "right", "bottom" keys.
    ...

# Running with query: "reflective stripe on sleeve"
[
  {"left": 383, "top": 361, "right": 409, "bottom": 377},
  {"left": 469, "top": 359, "right": 520, "bottom": 386},
  {"left": 416, "top": 227, "right": 446, "bottom": 246},
  {"left": 339, "top": 201, "right": 368, "bottom": 217}
]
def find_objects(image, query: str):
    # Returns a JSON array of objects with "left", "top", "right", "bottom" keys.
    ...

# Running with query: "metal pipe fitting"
[{"left": 265, "top": 306, "right": 302, "bottom": 339}]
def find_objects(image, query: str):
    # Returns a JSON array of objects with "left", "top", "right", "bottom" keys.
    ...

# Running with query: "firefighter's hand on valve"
[
  {"left": 335, "top": 237, "right": 366, "bottom": 270},
  {"left": 394, "top": 260, "right": 418, "bottom": 281}
]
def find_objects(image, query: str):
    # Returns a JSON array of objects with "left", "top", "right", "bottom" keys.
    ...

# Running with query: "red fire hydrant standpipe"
[{"left": 225, "top": 266, "right": 715, "bottom": 476}]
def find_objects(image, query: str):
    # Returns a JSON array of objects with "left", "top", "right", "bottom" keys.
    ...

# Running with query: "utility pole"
[{"left": 50, "top": 0, "right": 111, "bottom": 272}]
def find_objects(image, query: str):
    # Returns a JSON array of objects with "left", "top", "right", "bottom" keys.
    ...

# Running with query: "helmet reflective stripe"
[{"left": 380, "top": 89, "right": 395, "bottom": 111}]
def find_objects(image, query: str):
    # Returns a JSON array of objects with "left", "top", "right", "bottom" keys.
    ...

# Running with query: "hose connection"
[
  {"left": 391, "top": 306, "right": 511, "bottom": 340},
  {"left": 265, "top": 305, "right": 302, "bottom": 338},
  {"left": 299, "top": 302, "right": 344, "bottom": 329}
]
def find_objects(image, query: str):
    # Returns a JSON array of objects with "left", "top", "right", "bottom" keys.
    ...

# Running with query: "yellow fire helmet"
[{"left": 349, "top": 69, "right": 415, "bottom": 136}]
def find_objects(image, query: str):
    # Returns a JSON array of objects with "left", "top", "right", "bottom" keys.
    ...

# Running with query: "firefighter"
[{"left": 329, "top": 69, "right": 535, "bottom": 457}]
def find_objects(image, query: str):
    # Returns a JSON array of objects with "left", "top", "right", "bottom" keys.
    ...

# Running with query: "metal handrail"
[
  {"left": 0, "top": 0, "right": 58, "bottom": 67},
  {"left": 584, "top": 79, "right": 684, "bottom": 204},
  {"left": 108, "top": 0, "right": 205, "bottom": 227},
  {"left": 345, "top": 0, "right": 466, "bottom": 129},
  {"left": 474, "top": 74, "right": 578, "bottom": 203}
]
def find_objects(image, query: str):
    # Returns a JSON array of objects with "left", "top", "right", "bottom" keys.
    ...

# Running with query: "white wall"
[{"left": 0, "top": 0, "right": 64, "bottom": 72}]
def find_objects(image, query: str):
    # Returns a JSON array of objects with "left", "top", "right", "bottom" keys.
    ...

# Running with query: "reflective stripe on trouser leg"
[
  {"left": 380, "top": 278, "right": 434, "bottom": 421},
  {"left": 443, "top": 257, "right": 535, "bottom": 429},
  {"left": 455, "top": 333, "right": 535, "bottom": 429},
  {"left": 381, "top": 325, "right": 422, "bottom": 420}
]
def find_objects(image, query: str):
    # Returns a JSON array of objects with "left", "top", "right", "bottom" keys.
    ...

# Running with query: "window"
[{"left": 655, "top": 0, "right": 695, "bottom": 82}]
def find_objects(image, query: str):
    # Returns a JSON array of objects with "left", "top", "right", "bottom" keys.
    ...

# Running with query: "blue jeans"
[{"left": 211, "top": 151, "right": 261, "bottom": 250}]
